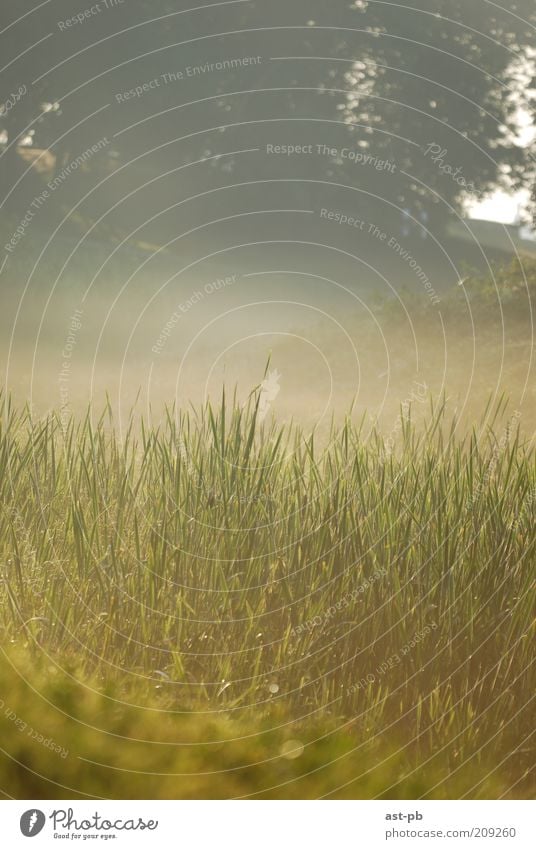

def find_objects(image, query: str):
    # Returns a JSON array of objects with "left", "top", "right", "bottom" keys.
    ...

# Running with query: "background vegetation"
[{"left": 0, "top": 296, "right": 533, "bottom": 796}]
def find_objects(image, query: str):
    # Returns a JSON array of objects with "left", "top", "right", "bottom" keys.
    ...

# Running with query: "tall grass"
[{"left": 0, "top": 391, "right": 533, "bottom": 798}]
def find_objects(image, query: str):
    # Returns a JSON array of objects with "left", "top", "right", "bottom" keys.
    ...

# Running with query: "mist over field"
[{"left": 3, "top": 232, "right": 535, "bottom": 434}]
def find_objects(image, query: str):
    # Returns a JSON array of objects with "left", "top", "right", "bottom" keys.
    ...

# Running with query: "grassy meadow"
[{"left": 0, "top": 374, "right": 534, "bottom": 798}]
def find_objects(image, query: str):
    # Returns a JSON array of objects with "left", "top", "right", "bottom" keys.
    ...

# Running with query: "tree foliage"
[{"left": 0, "top": 1, "right": 534, "bottom": 223}]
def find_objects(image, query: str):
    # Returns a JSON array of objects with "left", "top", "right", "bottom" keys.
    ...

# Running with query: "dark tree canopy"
[{"left": 1, "top": 0, "right": 534, "bottom": 229}]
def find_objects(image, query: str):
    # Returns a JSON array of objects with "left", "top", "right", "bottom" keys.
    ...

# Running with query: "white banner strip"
[{"left": 1, "top": 800, "right": 534, "bottom": 848}]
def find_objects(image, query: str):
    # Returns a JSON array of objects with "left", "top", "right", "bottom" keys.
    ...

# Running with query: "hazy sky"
[{"left": 468, "top": 189, "right": 529, "bottom": 224}]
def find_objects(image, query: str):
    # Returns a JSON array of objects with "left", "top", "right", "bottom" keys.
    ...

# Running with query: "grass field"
[{"left": 0, "top": 380, "right": 534, "bottom": 798}]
